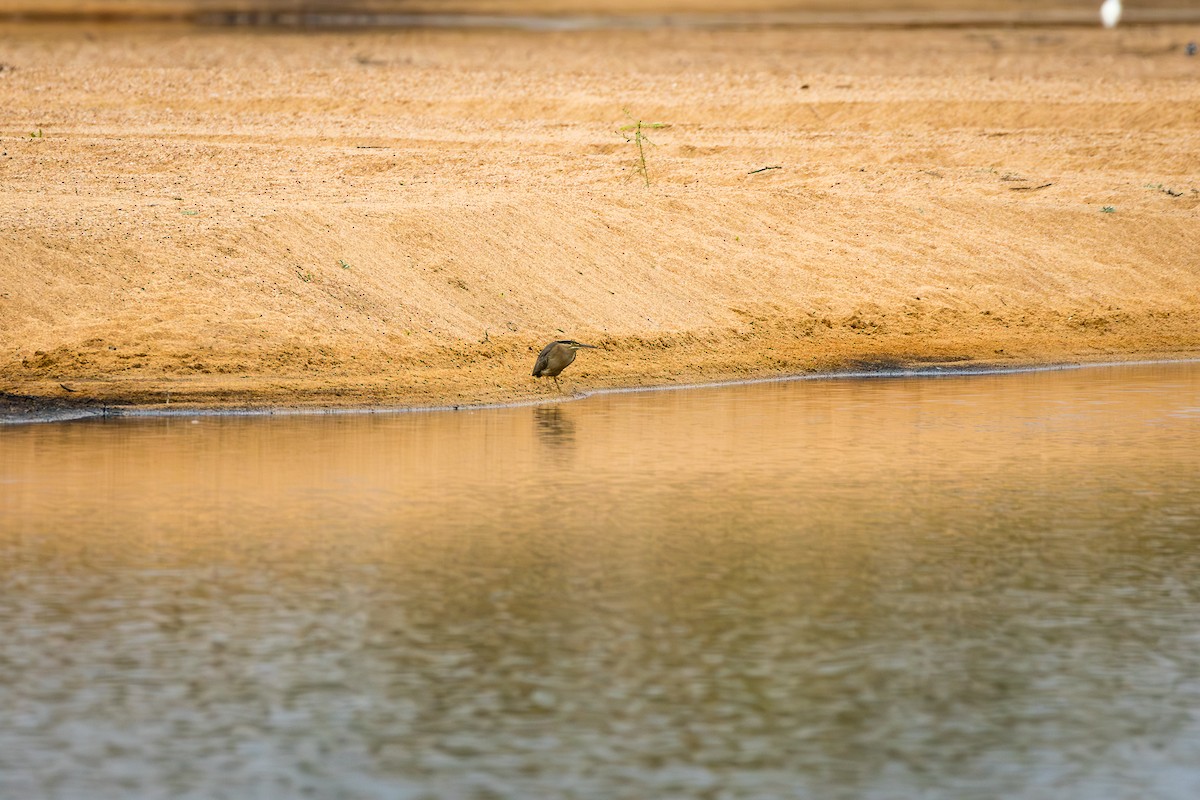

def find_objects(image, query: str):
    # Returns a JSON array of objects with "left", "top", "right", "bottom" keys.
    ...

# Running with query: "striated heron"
[{"left": 532, "top": 340, "right": 597, "bottom": 391}]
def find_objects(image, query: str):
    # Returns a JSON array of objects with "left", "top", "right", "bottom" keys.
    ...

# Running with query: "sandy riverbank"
[{"left": 1, "top": 17, "right": 1198, "bottom": 415}]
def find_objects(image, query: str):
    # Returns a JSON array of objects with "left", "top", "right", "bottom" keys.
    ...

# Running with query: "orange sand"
[{"left": 1, "top": 17, "right": 1198, "bottom": 412}]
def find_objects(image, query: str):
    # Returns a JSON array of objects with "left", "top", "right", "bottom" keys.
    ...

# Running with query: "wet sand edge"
[{"left": 6, "top": 352, "right": 1197, "bottom": 425}]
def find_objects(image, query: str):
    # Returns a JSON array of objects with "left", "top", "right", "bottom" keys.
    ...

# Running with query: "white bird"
[{"left": 1100, "top": 0, "right": 1122, "bottom": 28}]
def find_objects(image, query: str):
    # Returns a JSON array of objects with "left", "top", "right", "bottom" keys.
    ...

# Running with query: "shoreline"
[{"left": 5, "top": 354, "right": 1197, "bottom": 425}]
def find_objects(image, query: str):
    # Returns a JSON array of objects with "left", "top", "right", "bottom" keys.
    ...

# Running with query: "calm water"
[{"left": 2, "top": 362, "right": 1200, "bottom": 799}]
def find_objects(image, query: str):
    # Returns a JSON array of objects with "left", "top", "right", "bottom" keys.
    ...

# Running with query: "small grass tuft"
[
  {"left": 618, "top": 109, "right": 669, "bottom": 187},
  {"left": 1101, "top": 206, "right": 1116, "bottom": 213}
]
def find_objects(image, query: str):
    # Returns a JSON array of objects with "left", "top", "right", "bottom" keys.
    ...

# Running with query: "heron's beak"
[{"left": 577, "top": 343, "right": 598, "bottom": 349}]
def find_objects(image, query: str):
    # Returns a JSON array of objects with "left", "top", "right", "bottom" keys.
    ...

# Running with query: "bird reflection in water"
[{"left": 533, "top": 405, "right": 576, "bottom": 452}]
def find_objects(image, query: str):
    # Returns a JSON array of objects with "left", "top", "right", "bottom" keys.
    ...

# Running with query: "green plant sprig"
[{"left": 618, "top": 109, "right": 669, "bottom": 187}]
